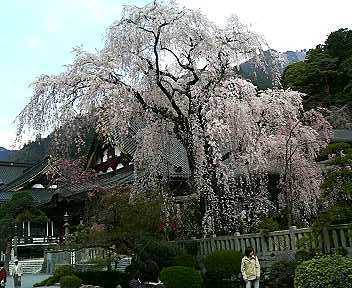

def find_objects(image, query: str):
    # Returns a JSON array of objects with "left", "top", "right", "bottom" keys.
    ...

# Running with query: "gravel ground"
[{"left": 5, "top": 274, "right": 56, "bottom": 288}]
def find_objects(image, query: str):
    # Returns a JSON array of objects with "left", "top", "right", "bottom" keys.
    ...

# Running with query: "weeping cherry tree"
[{"left": 16, "top": 1, "right": 331, "bottom": 235}]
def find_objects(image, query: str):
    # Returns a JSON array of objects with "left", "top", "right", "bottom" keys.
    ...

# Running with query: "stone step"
[
  {"left": 9, "top": 258, "right": 44, "bottom": 274},
  {"left": 113, "top": 257, "right": 131, "bottom": 272}
]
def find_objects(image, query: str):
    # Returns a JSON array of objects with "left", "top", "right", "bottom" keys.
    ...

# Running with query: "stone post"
[
  {"left": 13, "top": 224, "right": 18, "bottom": 258},
  {"left": 260, "top": 229, "right": 268, "bottom": 254},
  {"left": 51, "top": 221, "right": 54, "bottom": 237},
  {"left": 234, "top": 232, "right": 241, "bottom": 252},
  {"left": 46, "top": 221, "right": 49, "bottom": 237},
  {"left": 289, "top": 226, "right": 297, "bottom": 251},
  {"left": 64, "top": 212, "right": 69, "bottom": 238}
]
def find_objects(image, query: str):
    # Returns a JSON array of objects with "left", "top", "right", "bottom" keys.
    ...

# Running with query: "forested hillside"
[
  {"left": 0, "top": 147, "right": 15, "bottom": 161},
  {"left": 8, "top": 137, "right": 50, "bottom": 163},
  {"left": 282, "top": 28, "right": 352, "bottom": 128}
]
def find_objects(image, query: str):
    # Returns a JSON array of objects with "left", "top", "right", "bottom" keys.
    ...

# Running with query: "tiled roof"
[
  {"left": 0, "top": 189, "right": 51, "bottom": 204},
  {"left": 53, "top": 164, "right": 134, "bottom": 199},
  {"left": 2, "top": 157, "right": 50, "bottom": 192},
  {"left": 0, "top": 161, "right": 33, "bottom": 185},
  {"left": 0, "top": 158, "right": 51, "bottom": 205},
  {"left": 110, "top": 119, "right": 144, "bottom": 156},
  {"left": 111, "top": 120, "right": 190, "bottom": 178}
]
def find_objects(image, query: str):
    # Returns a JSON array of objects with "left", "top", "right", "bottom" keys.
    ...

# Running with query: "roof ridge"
[{"left": 0, "top": 161, "right": 34, "bottom": 167}]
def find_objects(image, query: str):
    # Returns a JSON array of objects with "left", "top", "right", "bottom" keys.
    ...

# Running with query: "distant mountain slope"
[
  {"left": 240, "top": 49, "right": 306, "bottom": 89},
  {"left": 9, "top": 137, "right": 50, "bottom": 163},
  {"left": 0, "top": 147, "right": 16, "bottom": 161}
]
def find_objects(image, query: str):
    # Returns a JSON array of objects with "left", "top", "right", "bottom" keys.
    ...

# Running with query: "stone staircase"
[
  {"left": 9, "top": 258, "right": 44, "bottom": 274},
  {"left": 114, "top": 257, "right": 131, "bottom": 272}
]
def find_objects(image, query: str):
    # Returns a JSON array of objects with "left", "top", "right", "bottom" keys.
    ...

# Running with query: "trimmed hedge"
[
  {"left": 160, "top": 266, "right": 203, "bottom": 288},
  {"left": 267, "top": 260, "right": 296, "bottom": 288},
  {"left": 204, "top": 250, "right": 242, "bottom": 281},
  {"left": 60, "top": 275, "right": 82, "bottom": 288},
  {"left": 34, "top": 268, "right": 128, "bottom": 288},
  {"left": 76, "top": 270, "right": 128, "bottom": 288},
  {"left": 294, "top": 255, "right": 352, "bottom": 288}
]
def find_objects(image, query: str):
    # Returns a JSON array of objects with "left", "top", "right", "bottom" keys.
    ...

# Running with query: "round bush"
[
  {"left": 60, "top": 275, "right": 82, "bottom": 288},
  {"left": 267, "top": 260, "right": 296, "bottom": 288},
  {"left": 34, "top": 264, "right": 76, "bottom": 286},
  {"left": 204, "top": 250, "right": 241, "bottom": 280},
  {"left": 138, "top": 239, "right": 179, "bottom": 268},
  {"left": 173, "top": 254, "right": 199, "bottom": 269},
  {"left": 160, "top": 266, "right": 203, "bottom": 288},
  {"left": 294, "top": 255, "right": 352, "bottom": 288}
]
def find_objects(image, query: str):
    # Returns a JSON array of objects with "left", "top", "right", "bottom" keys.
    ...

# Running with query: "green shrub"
[
  {"left": 33, "top": 276, "right": 57, "bottom": 287},
  {"left": 76, "top": 270, "right": 128, "bottom": 288},
  {"left": 88, "top": 256, "right": 111, "bottom": 270},
  {"left": 141, "top": 260, "right": 160, "bottom": 282},
  {"left": 137, "top": 239, "right": 179, "bottom": 268},
  {"left": 295, "top": 249, "right": 322, "bottom": 263},
  {"left": 60, "top": 275, "right": 82, "bottom": 288},
  {"left": 160, "top": 266, "right": 203, "bottom": 288},
  {"left": 183, "top": 241, "right": 199, "bottom": 256},
  {"left": 204, "top": 250, "right": 241, "bottom": 281},
  {"left": 267, "top": 260, "right": 296, "bottom": 288},
  {"left": 311, "top": 204, "right": 352, "bottom": 236},
  {"left": 34, "top": 265, "right": 75, "bottom": 287},
  {"left": 257, "top": 217, "right": 281, "bottom": 233},
  {"left": 54, "top": 264, "right": 75, "bottom": 278},
  {"left": 323, "top": 170, "right": 352, "bottom": 200},
  {"left": 294, "top": 255, "right": 352, "bottom": 288},
  {"left": 173, "top": 254, "right": 199, "bottom": 269},
  {"left": 319, "top": 142, "right": 351, "bottom": 160},
  {"left": 335, "top": 247, "right": 348, "bottom": 256}
]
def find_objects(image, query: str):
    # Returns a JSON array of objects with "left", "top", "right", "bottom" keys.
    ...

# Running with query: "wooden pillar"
[
  {"left": 22, "top": 222, "right": 25, "bottom": 237},
  {"left": 27, "top": 221, "right": 31, "bottom": 237},
  {"left": 64, "top": 212, "right": 69, "bottom": 237},
  {"left": 51, "top": 221, "right": 54, "bottom": 237}
]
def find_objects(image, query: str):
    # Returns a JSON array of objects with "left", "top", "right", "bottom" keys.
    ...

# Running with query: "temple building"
[{"left": 0, "top": 128, "right": 350, "bottom": 262}]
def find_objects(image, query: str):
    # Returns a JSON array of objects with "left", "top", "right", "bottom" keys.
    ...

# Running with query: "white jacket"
[
  {"left": 11, "top": 263, "right": 23, "bottom": 277},
  {"left": 241, "top": 256, "right": 260, "bottom": 281}
]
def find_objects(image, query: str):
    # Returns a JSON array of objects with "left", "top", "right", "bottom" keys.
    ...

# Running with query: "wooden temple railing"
[
  {"left": 11, "top": 220, "right": 60, "bottom": 247},
  {"left": 14, "top": 236, "right": 60, "bottom": 247}
]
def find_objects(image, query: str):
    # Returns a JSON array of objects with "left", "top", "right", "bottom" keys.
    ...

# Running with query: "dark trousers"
[{"left": 13, "top": 275, "right": 21, "bottom": 288}]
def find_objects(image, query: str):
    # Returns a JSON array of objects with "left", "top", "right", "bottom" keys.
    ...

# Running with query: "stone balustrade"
[{"left": 176, "top": 223, "right": 352, "bottom": 265}]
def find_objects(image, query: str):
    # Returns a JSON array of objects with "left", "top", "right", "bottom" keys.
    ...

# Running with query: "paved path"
[{"left": 5, "top": 274, "right": 56, "bottom": 288}]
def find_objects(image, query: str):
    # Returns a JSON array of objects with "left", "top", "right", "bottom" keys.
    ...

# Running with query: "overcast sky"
[{"left": 0, "top": 0, "right": 351, "bottom": 149}]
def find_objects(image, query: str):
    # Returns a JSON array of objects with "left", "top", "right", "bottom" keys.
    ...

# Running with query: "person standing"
[
  {"left": 11, "top": 259, "right": 22, "bottom": 288},
  {"left": 0, "top": 261, "right": 7, "bottom": 288},
  {"left": 128, "top": 271, "right": 144, "bottom": 288},
  {"left": 241, "top": 247, "right": 260, "bottom": 288}
]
